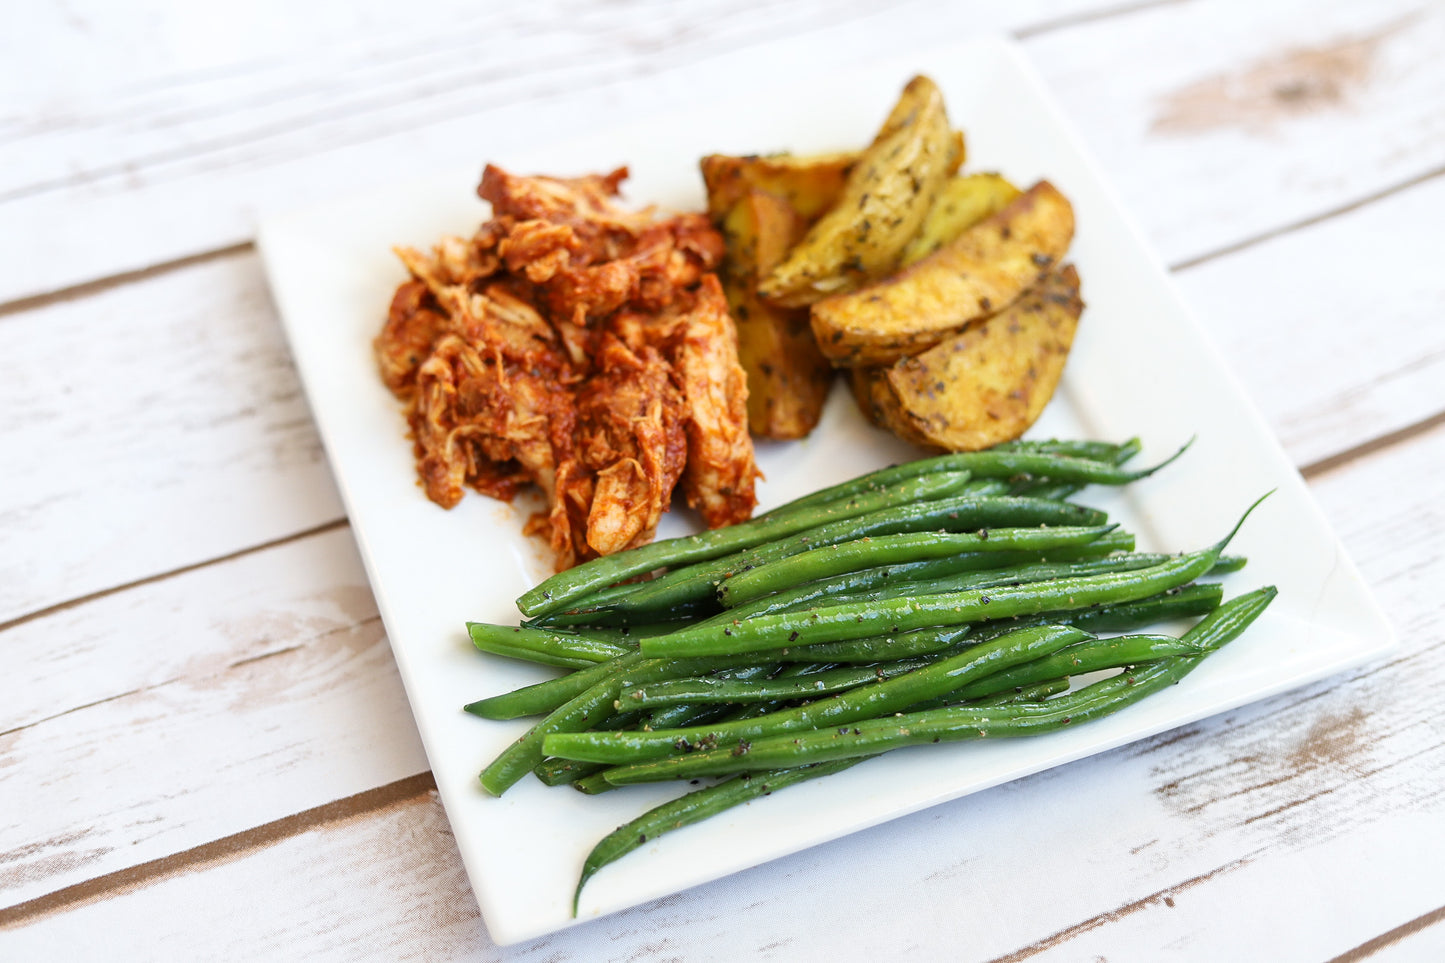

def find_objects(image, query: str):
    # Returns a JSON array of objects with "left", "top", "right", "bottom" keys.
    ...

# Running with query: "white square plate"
[{"left": 258, "top": 35, "right": 1396, "bottom": 945}]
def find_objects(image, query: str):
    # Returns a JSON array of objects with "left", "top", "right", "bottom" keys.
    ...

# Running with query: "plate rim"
[{"left": 256, "top": 31, "right": 1398, "bottom": 945}]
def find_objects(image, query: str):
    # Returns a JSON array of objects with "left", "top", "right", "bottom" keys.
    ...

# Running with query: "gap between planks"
[
  {"left": 2, "top": 155, "right": 1441, "bottom": 324},
  {"left": 0, "top": 0, "right": 1201, "bottom": 321},
  {"left": 1011, "top": 0, "right": 1191, "bottom": 40},
  {"left": 978, "top": 852, "right": 1445, "bottom": 962},
  {"left": 0, "top": 1, "right": 1434, "bottom": 948},
  {"left": 0, "top": 0, "right": 1184, "bottom": 210},
  {"left": 0, "top": 772, "right": 437, "bottom": 929},
  {"left": 1326, "top": 903, "right": 1445, "bottom": 962},
  {"left": 0, "top": 517, "right": 350, "bottom": 638},
  {"left": 0, "top": 243, "right": 252, "bottom": 321},
  {"left": 0, "top": 207, "right": 1441, "bottom": 635},
  {"left": 982, "top": 854, "right": 1260, "bottom": 962}
]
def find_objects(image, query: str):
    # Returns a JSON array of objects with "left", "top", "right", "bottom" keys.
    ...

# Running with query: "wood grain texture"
[
  {"left": 1029, "top": 0, "right": 1445, "bottom": 265},
  {"left": 9, "top": 404, "right": 1436, "bottom": 962},
  {"left": 1173, "top": 166, "right": 1445, "bottom": 468},
  {"left": 0, "top": 0, "right": 1115, "bottom": 305},
  {"left": 0, "top": 527, "right": 428, "bottom": 909},
  {"left": 0, "top": 789, "right": 482, "bottom": 961},
  {"left": 1007, "top": 418, "right": 1445, "bottom": 961},
  {"left": 4, "top": 0, "right": 1444, "bottom": 957},
  {"left": 9, "top": 0, "right": 1443, "bottom": 302},
  {"left": 5, "top": 166, "right": 1441, "bottom": 633},
  {"left": 0, "top": 250, "right": 344, "bottom": 625}
]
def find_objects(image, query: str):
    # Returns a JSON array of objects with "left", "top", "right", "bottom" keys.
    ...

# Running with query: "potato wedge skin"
[
  {"left": 864, "top": 266, "right": 1083, "bottom": 451},
  {"left": 720, "top": 189, "right": 835, "bottom": 439},
  {"left": 758, "top": 75, "right": 958, "bottom": 308},
  {"left": 898, "top": 172, "right": 1021, "bottom": 267},
  {"left": 810, "top": 180, "right": 1075, "bottom": 366},
  {"left": 700, "top": 151, "right": 858, "bottom": 224},
  {"left": 849, "top": 366, "right": 931, "bottom": 446}
]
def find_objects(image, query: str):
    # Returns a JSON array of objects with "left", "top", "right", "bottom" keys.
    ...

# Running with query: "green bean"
[
  {"left": 601, "top": 667, "right": 1160, "bottom": 783},
  {"left": 715, "top": 530, "right": 1138, "bottom": 620},
  {"left": 522, "top": 440, "right": 1178, "bottom": 620},
  {"left": 878, "top": 553, "right": 1168, "bottom": 600},
  {"left": 643, "top": 555, "right": 1199, "bottom": 659},
  {"left": 467, "top": 647, "right": 806, "bottom": 721},
  {"left": 517, "top": 470, "right": 977, "bottom": 619},
  {"left": 616, "top": 659, "right": 850, "bottom": 711},
  {"left": 467, "top": 622, "right": 635, "bottom": 668},
  {"left": 541, "top": 623, "right": 1089, "bottom": 765},
  {"left": 479, "top": 675, "right": 626, "bottom": 796},
  {"left": 481, "top": 660, "right": 783, "bottom": 793},
  {"left": 530, "top": 478, "right": 1021, "bottom": 629},
  {"left": 465, "top": 651, "right": 646, "bottom": 721},
  {"left": 552, "top": 699, "right": 755, "bottom": 787},
  {"left": 570, "top": 673, "right": 1069, "bottom": 900},
  {"left": 535, "top": 757, "right": 606, "bottom": 787},
  {"left": 600, "top": 586, "right": 1274, "bottom": 785},
  {"left": 539, "top": 694, "right": 758, "bottom": 789},
  {"left": 719, "top": 542, "right": 1180, "bottom": 617},
  {"left": 708, "top": 662, "right": 845, "bottom": 716},
  {"left": 751, "top": 437, "right": 1140, "bottom": 518},
  {"left": 526, "top": 475, "right": 1004, "bottom": 627},
  {"left": 616, "top": 654, "right": 944, "bottom": 710},
  {"left": 528, "top": 594, "right": 721, "bottom": 629},
  {"left": 1176, "top": 584, "right": 1278, "bottom": 653},
  {"left": 735, "top": 624, "right": 977, "bottom": 664},
  {"left": 833, "top": 554, "right": 1239, "bottom": 622},
  {"left": 748, "top": 583, "right": 1222, "bottom": 665},
  {"left": 967, "top": 678, "right": 1073, "bottom": 705},
  {"left": 638, "top": 494, "right": 1267, "bottom": 659},
  {"left": 566, "top": 673, "right": 834, "bottom": 794},
  {"left": 593, "top": 494, "right": 1110, "bottom": 625},
  {"left": 1204, "top": 554, "right": 1248, "bottom": 575},
  {"left": 572, "top": 759, "right": 863, "bottom": 913},
  {"left": 943, "top": 633, "right": 1197, "bottom": 702},
  {"left": 972, "top": 581, "right": 1225, "bottom": 641},
  {"left": 716, "top": 524, "right": 1118, "bottom": 607},
  {"left": 571, "top": 771, "right": 622, "bottom": 795},
  {"left": 991, "top": 437, "right": 1142, "bottom": 464},
  {"left": 881, "top": 441, "right": 1179, "bottom": 489},
  {"left": 1009, "top": 480, "right": 1082, "bottom": 500}
]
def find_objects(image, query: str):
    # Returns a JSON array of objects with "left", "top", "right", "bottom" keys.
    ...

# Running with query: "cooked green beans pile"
[{"left": 461, "top": 438, "right": 1277, "bottom": 914}]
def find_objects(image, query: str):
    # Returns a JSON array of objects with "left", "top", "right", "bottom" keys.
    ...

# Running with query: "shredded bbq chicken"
[{"left": 375, "top": 165, "right": 758, "bottom": 570}]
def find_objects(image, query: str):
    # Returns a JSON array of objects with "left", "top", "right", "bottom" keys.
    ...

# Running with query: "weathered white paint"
[{"left": 2, "top": 0, "right": 1442, "bottom": 957}]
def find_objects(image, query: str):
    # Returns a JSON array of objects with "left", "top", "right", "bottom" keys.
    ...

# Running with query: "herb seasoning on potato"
[
  {"left": 757, "top": 75, "right": 960, "bottom": 307},
  {"left": 703, "top": 73, "right": 1083, "bottom": 451},
  {"left": 852, "top": 266, "right": 1084, "bottom": 451},
  {"left": 810, "top": 180, "right": 1076, "bottom": 366}
]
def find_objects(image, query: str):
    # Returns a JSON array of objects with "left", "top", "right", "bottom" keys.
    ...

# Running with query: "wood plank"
[
  {"left": 0, "top": 250, "right": 344, "bottom": 624},
  {"left": 3, "top": 423, "right": 1439, "bottom": 957},
  {"left": 0, "top": 527, "right": 429, "bottom": 909},
  {"left": 0, "top": 788, "right": 489, "bottom": 961},
  {"left": 1172, "top": 166, "right": 1445, "bottom": 468},
  {"left": 992, "top": 417, "right": 1445, "bottom": 960},
  {"left": 5, "top": 2, "right": 1442, "bottom": 958},
  {"left": 1028, "top": 0, "right": 1445, "bottom": 265},
  {"left": 8, "top": 154, "right": 1444, "bottom": 629},
  {"left": 0, "top": 0, "right": 1116, "bottom": 304},
  {"left": 2, "top": 90, "right": 1440, "bottom": 913}
]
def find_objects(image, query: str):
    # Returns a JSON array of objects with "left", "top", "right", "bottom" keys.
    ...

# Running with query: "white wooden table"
[{"left": 4, "top": 1, "right": 1444, "bottom": 959}]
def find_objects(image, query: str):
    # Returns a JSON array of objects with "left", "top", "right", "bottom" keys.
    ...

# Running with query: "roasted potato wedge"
[
  {"left": 848, "top": 365, "right": 916, "bottom": 439},
  {"left": 855, "top": 266, "right": 1083, "bottom": 451},
  {"left": 700, "top": 150, "right": 858, "bottom": 224},
  {"left": 810, "top": 179, "right": 1075, "bottom": 366},
  {"left": 898, "top": 172, "right": 1022, "bottom": 267},
  {"left": 717, "top": 188, "right": 835, "bottom": 439},
  {"left": 757, "top": 75, "right": 959, "bottom": 308}
]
